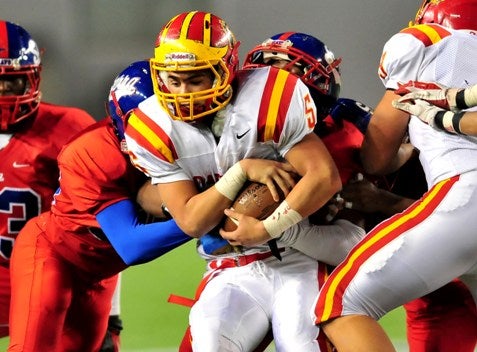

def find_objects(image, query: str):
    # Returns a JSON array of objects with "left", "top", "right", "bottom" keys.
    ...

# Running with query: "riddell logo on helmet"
[{"left": 165, "top": 53, "right": 196, "bottom": 62}]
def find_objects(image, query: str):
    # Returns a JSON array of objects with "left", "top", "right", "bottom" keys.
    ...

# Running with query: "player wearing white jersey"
[
  {"left": 125, "top": 11, "right": 347, "bottom": 351},
  {"left": 313, "top": 1, "right": 477, "bottom": 351}
]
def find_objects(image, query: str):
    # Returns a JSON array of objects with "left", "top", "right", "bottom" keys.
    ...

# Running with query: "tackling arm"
[{"left": 96, "top": 199, "right": 192, "bottom": 266}]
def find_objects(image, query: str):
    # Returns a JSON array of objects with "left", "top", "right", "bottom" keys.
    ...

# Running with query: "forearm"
[
  {"left": 279, "top": 219, "right": 365, "bottom": 266},
  {"left": 459, "top": 112, "right": 477, "bottom": 136},
  {"left": 96, "top": 199, "right": 192, "bottom": 266}
]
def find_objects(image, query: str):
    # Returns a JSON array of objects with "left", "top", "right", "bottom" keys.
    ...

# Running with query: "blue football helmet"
[
  {"left": 0, "top": 20, "right": 41, "bottom": 131},
  {"left": 108, "top": 60, "right": 154, "bottom": 144},
  {"left": 243, "top": 32, "right": 342, "bottom": 119}
]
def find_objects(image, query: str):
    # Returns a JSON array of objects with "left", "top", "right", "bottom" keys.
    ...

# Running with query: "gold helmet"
[{"left": 151, "top": 11, "right": 240, "bottom": 121}]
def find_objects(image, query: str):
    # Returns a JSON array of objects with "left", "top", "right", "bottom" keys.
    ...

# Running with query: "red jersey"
[
  {"left": 46, "top": 119, "right": 148, "bottom": 277},
  {"left": 0, "top": 102, "right": 95, "bottom": 267},
  {"left": 319, "top": 116, "right": 364, "bottom": 185}
]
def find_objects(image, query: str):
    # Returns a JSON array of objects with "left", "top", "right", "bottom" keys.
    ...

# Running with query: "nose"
[{"left": 178, "top": 82, "right": 192, "bottom": 94}]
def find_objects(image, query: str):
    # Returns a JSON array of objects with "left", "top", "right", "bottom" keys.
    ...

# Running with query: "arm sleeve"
[{"left": 96, "top": 199, "right": 192, "bottom": 266}]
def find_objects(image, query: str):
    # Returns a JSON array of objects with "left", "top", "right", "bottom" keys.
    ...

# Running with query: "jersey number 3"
[{"left": 0, "top": 188, "right": 41, "bottom": 260}]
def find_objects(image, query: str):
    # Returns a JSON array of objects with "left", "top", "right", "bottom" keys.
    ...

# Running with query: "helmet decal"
[{"left": 108, "top": 60, "right": 154, "bottom": 144}]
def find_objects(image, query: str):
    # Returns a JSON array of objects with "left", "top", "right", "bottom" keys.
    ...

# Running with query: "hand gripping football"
[{"left": 223, "top": 181, "right": 285, "bottom": 231}]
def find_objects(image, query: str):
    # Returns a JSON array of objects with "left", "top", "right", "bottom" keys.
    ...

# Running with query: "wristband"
[
  {"left": 262, "top": 200, "right": 303, "bottom": 239},
  {"left": 455, "top": 89, "right": 468, "bottom": 110},
  {"left": 434, "top": 111, "right": 464, "bottom": 134},
  {"left": 214, "top": 162, "right": 247, "bottom": 200},
  {"left": 463, "top": 84, "right": 477, "bottom": 109}
]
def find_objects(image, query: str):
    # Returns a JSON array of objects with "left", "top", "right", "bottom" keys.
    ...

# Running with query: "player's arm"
[
  {"left": 96, "top": 199, "right": 192, "bottom": 266},
  {"left": 158, "top": 159, "right": 297, "bottom": 238},
  {"left": 392, "top": 97, "right": 477, "bottom": 136},
  {"left": 360, "top": 90, "right": 415, "bottom": 175},
  {"left": 221, "top": 133, "right": 342, "bottom": 246}
]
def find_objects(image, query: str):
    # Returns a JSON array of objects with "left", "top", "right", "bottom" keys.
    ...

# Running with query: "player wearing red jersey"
[
  {"left": 7, "top": 60, "right": 192, "bottom": 352},
  {"left": 0, "top": 19, "right": 97, "bottom": 341},
  {"left": 313, "top": 1, "right": 477, "bottom": 351}
]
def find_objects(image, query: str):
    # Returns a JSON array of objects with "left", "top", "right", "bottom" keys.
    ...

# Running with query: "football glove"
[
  {"left": 392, "top": 98, "right": 465, "bottom": 134},
  {"left": 394, "top": 80, "right": 474, "bottom": 112},
  {"left": 329, "top": 98, "right": 373, "bottom": 134}
]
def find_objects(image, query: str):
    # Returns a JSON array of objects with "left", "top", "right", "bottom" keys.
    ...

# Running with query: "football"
[{"left": 223, "top": 181, "right": 285, "bottom": 231}]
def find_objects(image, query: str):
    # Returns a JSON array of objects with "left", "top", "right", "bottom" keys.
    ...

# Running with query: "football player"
[
  {"left": 124, "top": 11, "right": 347, "bottom": 351},
  {"left": 313, "top": 1, "right": 477, "bottom": 351},
  {"left": 248, "top": 31, "right": 477, "bottom": 352},
  {"left": 0, "top": 19, "right": 102, "bottom": 344},
  {"left": 7, "top": 60, "right": 192, "bottom": 352}
]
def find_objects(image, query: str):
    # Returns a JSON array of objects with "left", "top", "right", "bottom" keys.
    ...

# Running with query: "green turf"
[{"left": 0, "top": 240, "right": 407, "bottom": 351}]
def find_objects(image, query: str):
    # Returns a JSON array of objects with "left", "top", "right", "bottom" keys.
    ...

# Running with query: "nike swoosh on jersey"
[
  {"left": 236, "top": 129, "right": 251, "bottom": 139},
  {"left": 13, "top": 162, "right": 31, "bottom": 168}
]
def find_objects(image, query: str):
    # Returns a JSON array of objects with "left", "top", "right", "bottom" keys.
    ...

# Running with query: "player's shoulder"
[
  {"left": 394, "top": 23, "right": 453, "bottom": 47},
  {"left": 127, "top": 95, "right": 174, "bottom": 135},
  {"left": 37, "top": 101, "right": 95, "bottom": 125},
  {"left": 59, "top": 119, "right": 125, "bottom": 171},
  {"left": 236, "top": 66, "right": 300, "bottom": 88}
]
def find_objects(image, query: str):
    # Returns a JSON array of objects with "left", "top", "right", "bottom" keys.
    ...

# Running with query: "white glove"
[
  {"left": 392, "top": 98, "right": 443, "bottom": 127},
  {"left": 395, "top": 80, "right": 477, "bottom": 111},
  {"left": 393, "top": 98, "right": 464, "bottom": 134}
]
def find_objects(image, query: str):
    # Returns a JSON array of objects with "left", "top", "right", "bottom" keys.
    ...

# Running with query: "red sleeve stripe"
[
  {"left": 0, "top": 22, "right": 8, "bottom": 58},
  {"left": 257, "top": 69, "right": 297, "bottom": 143},
  {"left": 127, "top": 110, "right": 177, "bottom": 163},
  {"left": 315, "top": 175, "right": 459, "bottom": 323},
  {"left": 400, "top": 24, "right": 451, "bottom": 47}
]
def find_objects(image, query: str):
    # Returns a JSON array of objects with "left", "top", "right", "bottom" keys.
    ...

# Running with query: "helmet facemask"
[
  {"left": 151, "top": 11, "right": 239, "bottom": 122},
  {"left": 152, "top": 59, "right": 233, "bottom": 121}
]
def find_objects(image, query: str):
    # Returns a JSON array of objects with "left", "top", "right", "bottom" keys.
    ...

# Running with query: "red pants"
[
  {"left": 8, "top": 216, "right": 119, "bottom": 352},
  {"left": 405, "top": 280, "right": 477, "bottom": 352}
]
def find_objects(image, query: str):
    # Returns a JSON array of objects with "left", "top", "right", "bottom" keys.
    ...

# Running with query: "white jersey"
[
  {"left": 124, "top": 66, "right": 316, "bottom": 259},
  {"left": 379, "top": 23, "right": 477, "bottom": 186}
]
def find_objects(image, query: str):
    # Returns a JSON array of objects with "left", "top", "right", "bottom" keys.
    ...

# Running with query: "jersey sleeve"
[
  {"left": 378, "top": 32, "right": 424, "bottom": 90},
  {"left": 124, "top": 99, "right": 190, "bottom": 184},
  {"left": 378, "top": 24, "right": 453, "bottom": 90}
]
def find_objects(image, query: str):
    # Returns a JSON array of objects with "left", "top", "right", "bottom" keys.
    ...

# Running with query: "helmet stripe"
[
  {"left": 0, "top": 21, "right": 8, "bottom": 58},
  {"left": 275, "top": 31, "right": 295, "bottom": 41},
  {"left": 203, "top": 12, "right": 211, "bottom": 47}
]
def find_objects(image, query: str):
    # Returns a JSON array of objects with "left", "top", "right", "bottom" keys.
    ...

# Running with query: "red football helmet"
[
  {"left": 151, "top": 11, "right": 240, "bottom": 121},
  {"left": 413, "top": 0, "right": 477, "bottom": 31},
  {"left": 0, "top": 20, "right": 41, "bottom": 131}
]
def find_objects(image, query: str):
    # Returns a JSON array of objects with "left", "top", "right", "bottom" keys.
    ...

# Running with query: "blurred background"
[
  {"left": 0, "top": 0, "right": 420, "bottom": 350},
  {"left": 1, "top": 0, "right": 418, "bottom": 120}
]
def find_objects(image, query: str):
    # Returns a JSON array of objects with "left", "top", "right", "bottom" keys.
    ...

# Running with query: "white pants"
[{"left": 190, "top": 249, "right": 327, "bottom": 352}]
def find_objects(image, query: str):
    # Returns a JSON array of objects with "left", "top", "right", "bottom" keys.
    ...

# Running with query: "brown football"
[{"left": 223, "top": 181, "right": 285, "bottom": 231}]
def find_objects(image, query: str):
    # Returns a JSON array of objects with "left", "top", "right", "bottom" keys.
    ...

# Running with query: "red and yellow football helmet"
[
  {"left": 413, "top": 0, "right": 477, "bottom": 31},
  {"left": 151, "top": 11, "right": 239, "bottom": 121},
  {"left": 0, "top": 20, "right": 41, "bottom": 131}
]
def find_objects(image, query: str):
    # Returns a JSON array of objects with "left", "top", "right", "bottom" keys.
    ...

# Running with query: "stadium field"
[{"left": 0, "top": 241, "right": 408, "bottom": 351}]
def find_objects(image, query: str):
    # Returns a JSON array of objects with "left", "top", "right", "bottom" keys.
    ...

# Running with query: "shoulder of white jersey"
[
  {"left": 397, "top": 23, "right": 453, "bottom": 47},
  {"left": 125, "top": 96, "right": 178, "bottom": 164},
  {"left": 235, "top": 66, "right": 309, "bottom": 143}
]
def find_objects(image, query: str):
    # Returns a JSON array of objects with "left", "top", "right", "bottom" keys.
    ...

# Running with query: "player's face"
[
  {"left": 0, "top": 75, "right": 27, "bottom": 96},
  {"left": 165, "top": 70, "right": 214, "bottom": 95}
]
